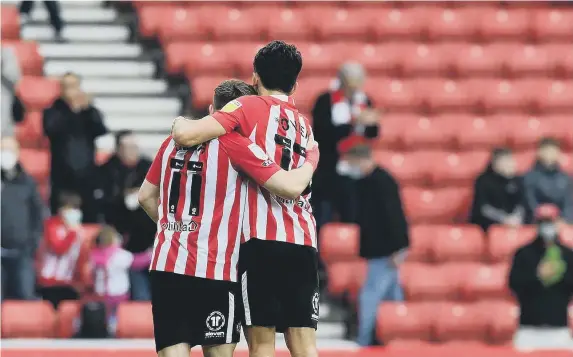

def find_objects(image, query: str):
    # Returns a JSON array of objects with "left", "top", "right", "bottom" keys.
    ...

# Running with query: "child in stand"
[{"left": 90, "top": 225, "right": 152, "bottom": 334}]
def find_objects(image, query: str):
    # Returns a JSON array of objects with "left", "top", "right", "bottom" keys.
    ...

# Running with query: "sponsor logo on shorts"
[
  {"left": 205, "top": 311, "right": 226, "bottom": 339},
  {"left": 311, "top": 292, "right": 320, "bottom": 321},
  {"left": 161, "top": 221, "right": 198, "bottom": 232}
]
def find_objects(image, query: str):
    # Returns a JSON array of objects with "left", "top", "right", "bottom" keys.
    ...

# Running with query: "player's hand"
[
  {"left": 171, "top": 116, "right": 185, "bottom": 137},
  {"left": 306, "top": 135, "right": 317, "bottom": 151}
]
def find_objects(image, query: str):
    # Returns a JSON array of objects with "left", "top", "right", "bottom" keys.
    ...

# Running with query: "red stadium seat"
[
  {"left": 56, "top": 301, "right": 80, "bottom": 338},
  {"left": 526, "top": 79, "right": 573, "bottom": 114},
  {"left": 408, "top": 225, "right": 438, "bottom": 262},
  {"left": 401, "top": 117, "right": 455, "bottom": 150},
  {"left": 191, "top": 75, "right": 228, "bottom": 109},
  {"left": 507, "top": 44, "right": 551, "bottom": 76},
  {"left": 430, "top": 151, "right": 490, "bottom": 187},
  {"left": 401, "top": 187, "right": 472, "bottom": 224},
  {"left": 372, "top": 7, "right": 426, "bottom": 39},
  {"left": 294, "top": 76, "right": 331, "bottom": 115},
  {"left": 1, "top": 300, "right": 56, "bottom": 338},
  {"left": 460, "top": 263, "right": 511, "bottom": 301},
  {"left": 182, "top": 43, "right": 234, "bottom": 79},
  {"left": 426, "top": 7, "right": 479, "bottom": 40},
  {"left": 116, "top": 302, "right": 154, "bottom": 338},
  {"left": 308, "top": 6, "right": 375, "bottom": 40},
  {"left": 420, "top": 79, "right": 472, "bottom": 113},
  {"left": 434, "top": 302, "right": 487, "bottom": 342},
  {"left": 319, "top": 223, "right": 360, "bottom": 263},
  {"left": 432, "top": 225, "right": 486, "bottom": 262},
  {"left": 341, "top": 43, "right": 403, "bottom": 75},
  {"left": 487, "top": 225, "right": 536, "bottom": 262},
  {"left": 228, "top": 41, "right": 265, "bottom": 76},
  {"left": 467, "top": 79, "right": 525, "bottom": 113},
  {"left": 156, "top": 7, "right": 205, "bottom": 44},
  {"left": 16, "top": 76, "right": 60, "bottom": 111},
  {"left": 514, "top": 150, "right": 536, "bottom": 173},
  {"left": 367, "top": 78, "right": 419, "bottom": 112},
  {"left": 81, "top": 223, "right": 102, "bottom": 247},
  {"left": 400, "top": 263, "right": 461, "bottom": 300},
  {"left": 453, "top": 43, "right": 507, "bottom": 77},
  {"left": 450, "top": 115, "right": 509, "bottom": 150},
  {"left": 137, "top": 5, "right": 178, "bottom": 38},
  {"left": 375, "top": 113, "right": 419, "bottom": 149},
  {"left": 477, "top": 8, "right": 530, "bottom": 39},
  {"left": 15, "top": 111, "right": 45, "bottom": 148},
  {"left": 347, "top": 259, "right": 368, "bottom": 303},
  {"left": 376, "top": 302, "right": 435, "bottom": 342},
  {"left": 508, "top": 115, "right": 572, "bottom": 150},
  {"left": 264, "top": 8, "right": 311, "bottom": 41},
  {"left": 373, "top": 151, "right": 430, "bottom": 186},
  {"left": 546, "top": 43, "right": 573, "bottom": 76},
  {"left": 559, "top": 224, "right": 573, "bottom": 249},
  {"left": 206, "top": 7, "right": 264, "bottom": 40},
  {"left": 532, "top": 8, "right": 573, "bottom": 40},
  {"left": 2, "top": 41, "right": 44, "bottom": 76},
  {"left": 296, "top": 43, "right": 343, "bottom": 75},
  {"left": 401, "top": 44, "right": 447, "bottom": 76},
  {"left": 325, "top": 259, "right": 366, "bottom": 297},
  {"left": 481, "top": 300, "right": 519, "bottom": 343},
  {"left": 19, "top": 149, "right": 50, "bottom": 184},
  {"left": 1, "top": 6, "right": 20, "bottom": 40}
]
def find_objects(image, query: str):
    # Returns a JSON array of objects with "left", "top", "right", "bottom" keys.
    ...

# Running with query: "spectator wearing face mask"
[
  {"left": 1, "top": 136, "right": 45, "bottom": 300},
  {"left": 90, "top": 225, "right": 152, "bottom": 333},
  {"left": 43, "top": 72, "right": 107, "bottom": 223},
  {"left": 524, "top": 138, "right": 573, "bottom": 224},
  {"left": 470, "top": 148, "right": 525, "bottom": 231},
  {"left": 104, "top": 175, "right": 155, "bottom": 301},
  {"left": 336, "top": 136, "right": 409, "bottom": 346},
  {"left": 509, "top": 204, "right": 573, "bottom": 349},
  {"left": 37, "top": 191, "right": 88, "bottom": 309}
]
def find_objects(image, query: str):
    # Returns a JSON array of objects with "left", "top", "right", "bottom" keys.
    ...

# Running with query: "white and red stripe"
[{"left": 39, "top": 238, "right": 82, "bottom": 285}]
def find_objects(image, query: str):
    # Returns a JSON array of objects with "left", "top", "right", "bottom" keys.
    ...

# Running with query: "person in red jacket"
[{"left": 37, "top": 191, "right": 87, "bottom": 309}]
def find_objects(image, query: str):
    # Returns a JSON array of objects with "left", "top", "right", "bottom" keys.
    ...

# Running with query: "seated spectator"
[
  {"left": 470, "top": 148, "right": 525, "bottom": 231},
  {"left": 43, "top": 72, "right": 107, "bottom": 223},
  {"left": 336, "top": 136, "right": 408, "bottom": 346},
  {"left": 37, "top": 191, "right": 86, "bottom": 309},
  {"left": 524, "top": 138, "right": 573, "bottom": 224},
  {"left": 1, "top": 136, "right": 44, "bottom": 300},
  {"left": 1, "top": 47, "right": 24, "bottom": 135},
  {"left": 509, "top": 204, "right": 573, "bottom": 349},
  {"left": 90, "top": 225, "right": 152, "bottom": 333},
  {"left": 312, "top": 62, "right": 380, "bottom": 230}
]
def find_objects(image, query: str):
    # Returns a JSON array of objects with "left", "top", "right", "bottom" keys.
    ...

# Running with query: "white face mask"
[
  {"left": 539, "top": 222, "right": 558, "bottom": 243},
  {"left": 124, "top": 192, "right": 139, "bottom": 210},
  {"left": 336, "top": 160, "right": 363, "bottom": 180},
  {"left": 1, "top": 151, "right": 18, "bottom": 171},
  {"left": 62, "top": 208, "right": 82, "bottom": 226}
]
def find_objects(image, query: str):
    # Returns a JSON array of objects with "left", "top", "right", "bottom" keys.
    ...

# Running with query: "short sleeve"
[
  {"left": 145, "top": 136, "right": 171, "bottom": 186},
  {"left": 219, "top": 132, "right": 281, "bottom": 186},
  {"left": 210, "top": 95, "right": 262, "bottom": 134}
]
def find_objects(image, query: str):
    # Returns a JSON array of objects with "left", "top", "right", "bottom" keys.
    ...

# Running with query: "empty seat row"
[
  {"left": 166, "top": 41, "right": 573, "bottom": 78},
  {"left": 137, "top": 5, "right": 573, "bottom": 42},
  {"left": 321, "top": 224, "right": 573, "bottom": 264}
]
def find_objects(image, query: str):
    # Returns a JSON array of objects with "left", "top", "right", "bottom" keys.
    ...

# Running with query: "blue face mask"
[
  {"left": 336, "top": 161, "right": 363, "bottom": 180},
  {"left": 539, "top": 222, "right": 558, "bottom": 243}
]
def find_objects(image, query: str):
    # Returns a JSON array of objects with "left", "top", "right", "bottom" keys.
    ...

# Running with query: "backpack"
[{"left": 74, "top": 301, "right": 109, "bottom": 338}]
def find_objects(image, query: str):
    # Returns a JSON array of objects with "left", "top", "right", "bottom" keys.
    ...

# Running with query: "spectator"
[
  {"left": 1, "top": 47, "right": 24, "bottom": 136},
  {"left": 19, "top": 1, "right": 65, "bottom": 42},
  {"left": 37, "top": 191, "right": 87, "bottom": 309},
  {"left": 90, "top": 225, "right": 152, "bottom": 333},
  {"left": 524, "top": 138, "right": 573, "bottom": 224},
  {"left": 336, "top": 136, "right": 408, "bottom": 346},
  {"left": 1, "top": 136, "right": 44, "bottom": 300},
  {"left": 469, "top": 148, "right": 525, "bottom": 231},
  {"left": 509, "top": 204, "right": 573, "bottom": 349},
  {"left": 311, "top": 62, "right": 380, "bottom": 229},
  {"left": 104, "top": 174, "right": 155, "bottom": 301},
  {"left": 43, "top": 72, "right": 107, "bottom": 223}
]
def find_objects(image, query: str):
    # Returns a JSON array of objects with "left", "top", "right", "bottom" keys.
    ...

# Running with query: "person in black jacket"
[
  {"left": 469, "top": 148, "right": 525, "bottom": 231},
  {"left": 509, "top": 204, "right": 573, "bottom": 348},
  {"left": 336, "top": 136, "right": 408, "bottom": 346},
  {"left": 311, "top": 62, "right": 380, "bottom": 231},
  {"left": 43, "top": 72, "right": 107, "bottom": 222}
]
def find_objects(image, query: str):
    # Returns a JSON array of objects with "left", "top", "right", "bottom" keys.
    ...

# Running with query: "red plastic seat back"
[
  {"left": 116, "top": 302, "right": 154, "bottom": 338},
  {"left": 319, "top": 223, "right": 360, "bottom": 264},
  {"left": 487, "top": 225, "right": 536, "bottom": 262},
  {"left": 1, "top": 300, "right": 56, "bottom": 338}
]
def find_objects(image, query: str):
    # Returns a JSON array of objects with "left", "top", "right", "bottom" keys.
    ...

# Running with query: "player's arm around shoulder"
[{"left": 171, "top": 115, "right": 227, "bottom": 148}]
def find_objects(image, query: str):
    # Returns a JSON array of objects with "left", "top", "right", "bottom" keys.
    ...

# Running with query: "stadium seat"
[
  {"left": 432, "top": 225, "right": 486, "bottom": 262},
  {"left": 264, "top": 8, "right": 311, "bottom": 41},
  {"left": 532, "top": 7, "right": 573, "bottom": 40},
  {"left": 347, "top": 259, "right": 368, "bottom": 303},
  {"left": 325, "top": 259, "right": 366, "bottom": 297},
  {"left": 400, "top": 263, "right": 460, "bottom": 300},
  {"left": 430, "top": 151, "right": 489, "bottom": 187},
  {"left": 308, "top": 6, "right": 375, "bottom": 40},
  {"left": 2, "top": 41, "right": 44, "bottom": 76},
  {"left": 547, "top": 43, "right": 573, "bottom": 76},
  {"left": 295, "top": 43, "right": 343, "bottom": 75},
  {"left": 15, "top": 111, "right": 45, "bottom": 148},
  {"left": 507, "top": 115, "right": 572, "bottom": 150},
  {"left": 375, "top": 113, "right": 419, "bottom": 149},
  {"left": 434, "top": 302, "right": 487, "bottom": 342},
  {"left": 367, "top": 78, "right": 419, "bottom": 112},
  {"left": 206, "top": 7, "right": 265, "bottom": 40},
  {"left": 342, "top": 43, "right": 402, "bottom": 75},
  {"left": 460, "top": 263, "right": 511, "bottom": 301},
  {"left": 294, "top": 76, "right": 331, "bottom": 115},
  {"left": 319, "top": 223, "right": 360, "bottom": 263},
  {"left": 16, "top": 76, "right": 60, "bottom": 111},
  {"left": 450, "top": 115, "right": 509, "bottom": 150},
  {"left": 400, "top": 117, "right": 455, "bottom": 150},
  {"left": 1, "top": 5, "right": 20, "bottom": 40},
  {"left": 401, "top": 44, "right": 447, "bottom": 76},
  {"left": 467, "top": 79, "right": 525, "bottom": 113},
  {"left": 56, "top": 301, "right": 80, "bottom": 338},
  {"left": 526, "top": 79, "right": 573, "bottom": 114},
  {"left": 136, "top": 5, "right": 174, "bottom": 38},
  {"left": 421, "top": 79, "right": 471, "bottom": 112},
  {"left": 408, "top": 225, "right": 437, "bottom": 262},
  {"left": 477, "top": 8, "right": 530, "bottom": 39},
  {"left": 191, "top": 75, "right": 229, "bottom": 109},
  {"left": 155, "top": 7, "right": 206, "bottom": 44},
  {"left": 228, "top": 41, "right": 265, "bottom": 76},
  {"left": 453, "top": 43, "right": 507, "bottom": 77},
  {"left": 372, "top": 7, "right": 426, "bottom": 39},
  {"left": 513, "top": 150, "right": 535, "bottom": 173},
  {"left": 116, "top": 302, "right": 154, "bottom": 338},
  {"left": 507, "top": 44, "right": 551, "bottom": 76},
  {"left": 373, "top": 151, "right": 430, "bottom": 186},
  {"left": 481, "top": 300, "right": 519, "bottom": 343},
  {"left": 376, "top": 302, "right": 435, "bottom": 342},
  {"left": 19, "top": 148, "right": 50, "bottom": 184},
  {"left": 401, "top": 187, "right": 472, "bottom": 224},
  {"left": 182, "top": 43, "right": 235, "bottom": 79},
  {"left": 487, "top": 225, "right": 536, "bottom": 262},
  {"left": 426, "top": 7, "right": 480, "bottom": 40},
  {"left": 1, "top": 300, "right": 56, "bottom": 338}
]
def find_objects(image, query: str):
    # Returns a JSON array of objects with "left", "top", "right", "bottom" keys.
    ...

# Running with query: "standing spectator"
[
  {"left": 19, "top": 1, "right": 65, "bottom": 42},
  {"left": 336, "top": 136, "right": 409, "bottom": 346},
  {"left": 470, "top": 148, "right": 525, "bottom": 231},
  {"left": 43, "top": 72, "right": 107, "bottom": 223},
  {"left": 311, "top": 62, "right": 380, "bottom": 229},
  {"left": 1, "top": 47, "right": 24, "bottom": 136},
  {"left": 524, "top": 138, "right": 573, "bottom": 224},
  {"left": 1, "top": 136, "right": 44, "bottom": 300},
  {"left": 509, "top": 204, "right": 573, "bottom": 349},
  {"left": 37, "top": 191, "right": 87, "bottom": 309}
]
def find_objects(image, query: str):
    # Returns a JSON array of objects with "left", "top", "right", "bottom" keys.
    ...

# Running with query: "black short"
[
  {"left": 238, "top": 239, "right": 320, "bottom": 332},
  {"left": 149, "top": 271, "right": 241, "bottom": 352}
]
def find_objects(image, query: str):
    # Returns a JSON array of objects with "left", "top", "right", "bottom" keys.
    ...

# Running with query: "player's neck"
[{"left": 258, "top": 87, "right": 288, "bottom": 97}]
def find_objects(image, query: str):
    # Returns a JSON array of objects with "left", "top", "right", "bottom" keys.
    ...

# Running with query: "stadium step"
[
  {"left": 22, "top": 24, "right": 130, "bottom": 42},
  {"left": 40, "top": 43, "right": 143, "bottom": 59},
  {"left": 44, "top": 60, "right": 155, "bottom": 78},
  {"left": 93, "top": 96, "right": 180, "bottom": 116},
  {"left": 22, "top": 7, "right": 117, "bottom": 23},
  {"left": 82, "top": 79, "right": 168, "bottom": 95},
  {"left": 104, "top": 115, "right": 173, "bottom": 133}
]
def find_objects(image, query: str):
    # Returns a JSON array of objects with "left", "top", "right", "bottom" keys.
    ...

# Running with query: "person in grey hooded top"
[
  {"left": 1, "top": 136, "right": 46, "bottom": 300},
  {"left": 524, "top": 137, "right": 573, "bottom": 224}
]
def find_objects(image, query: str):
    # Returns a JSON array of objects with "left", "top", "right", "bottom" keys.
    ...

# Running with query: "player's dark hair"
[
  {"left": 253, "top": 40, "right": 302, "bottom": 94},
  {"left": 213, "top": 79, "right": 257, "bottom": 110},
  {"left": 538, "top": 137, "right": 560, "bottom": 149},
  {"left": 115, "top": 130, "right": 133, "bottom": 149},
  {"left": 58, "top": 191, "right": 82, "bottom": 209}
]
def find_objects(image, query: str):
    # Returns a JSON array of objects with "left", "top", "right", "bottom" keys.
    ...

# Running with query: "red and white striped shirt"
[
  {"left": 212, "top": 95, "right": 318, "bottom": 248},
  {"left": 145, "top": 133, "right": 281, "bottom": 282}
]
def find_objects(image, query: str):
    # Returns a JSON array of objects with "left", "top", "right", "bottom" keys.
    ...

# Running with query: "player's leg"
[
  {"left": 202, "top": 343, "right": 236, "bottom": 357},
  {"left": 157, "top": 344, "right": 190, "bottom": 357},
  {"left": 284, "top": 328, "right": 318, "bottom": 357}
]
